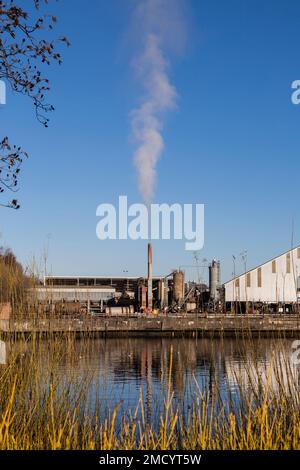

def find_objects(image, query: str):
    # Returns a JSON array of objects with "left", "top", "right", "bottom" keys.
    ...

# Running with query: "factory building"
[
  {"left": 37, "top": 279, "right": 117, "bottom": 303},
  {"left": 30, "top": 242, "right": 221, "bottom": 315},
  {"left": 224, "top": 246, "right": 300, "bottom": 311},
  {"left": 34, "top": 273, "right": 172, "bottom": 314}
]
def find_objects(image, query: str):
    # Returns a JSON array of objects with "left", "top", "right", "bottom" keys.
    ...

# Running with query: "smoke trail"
[{"left": 131, "top": 0, "right": 183, "bottom": 205}]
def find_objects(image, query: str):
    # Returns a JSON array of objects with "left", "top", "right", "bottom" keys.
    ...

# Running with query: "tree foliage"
[
  {"left": 0, "top": 0, "right": 69, "bottom": 207},
  {"left": 0, "top": 246, "right": 28, "bottom": 307}
]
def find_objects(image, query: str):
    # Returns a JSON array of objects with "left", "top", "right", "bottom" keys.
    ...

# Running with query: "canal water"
[{"left": 1, "top": 336, "right": 299, "bottom": 422}]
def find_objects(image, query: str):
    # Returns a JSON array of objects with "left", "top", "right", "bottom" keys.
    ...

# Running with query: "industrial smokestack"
[{"left": 147, "top": 242, "right": 153, "bottom": 310}]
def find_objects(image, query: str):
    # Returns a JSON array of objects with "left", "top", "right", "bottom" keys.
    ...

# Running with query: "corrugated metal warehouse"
[
  {"left": 35, "top": 287, "right": 116, "bottom": 303},
  {"left": 224, "top": 246, "right": 300, "bottom": 305},
  {"left": 35, "top": 276, "right": 137, "bottom": 303}
]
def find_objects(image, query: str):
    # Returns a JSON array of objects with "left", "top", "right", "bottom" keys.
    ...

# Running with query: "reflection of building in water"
[
  {"left": 0, "top": 340, "right": 6, "bottom": 365},
  {"left": 84, "top": 338, "right": 300, "bottom": 398},
  {"left": 4, "top": 337, "right": 298, "bottom": 409},
  {"left": 224, "top": 348, "right": 300, "bottom": 393}
]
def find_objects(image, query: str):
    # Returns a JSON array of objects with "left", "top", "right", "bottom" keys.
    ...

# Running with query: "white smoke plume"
[{"left": 131, "top": 0, "right": 185, "bottom": 205}]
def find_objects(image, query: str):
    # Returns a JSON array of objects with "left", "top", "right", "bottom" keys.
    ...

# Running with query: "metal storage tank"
[
  {"left": 158, "top": 280, "right": 164, "bottom": 307},
  {"left": 209, "top": 259, "right": 220, "bottom": 301},
  {"left": 173, "top": 270, "right": 185, "bottom": 302},
  {"left": 138, "top": 284, "right": 147, "bottom": 310}
]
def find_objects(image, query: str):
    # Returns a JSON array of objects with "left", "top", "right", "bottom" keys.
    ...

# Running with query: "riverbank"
[{"left": 1, "top": 314, "right": 300, "bottom": 337}]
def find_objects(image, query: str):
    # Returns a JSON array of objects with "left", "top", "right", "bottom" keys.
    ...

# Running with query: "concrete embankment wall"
[{"left": 1, "top": 314, "right": 300, "bottom": 337}]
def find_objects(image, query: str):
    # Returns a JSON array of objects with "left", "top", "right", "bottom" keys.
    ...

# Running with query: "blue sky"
[{"left": 1, "top": 0, "right": 300, "bottom": 283}]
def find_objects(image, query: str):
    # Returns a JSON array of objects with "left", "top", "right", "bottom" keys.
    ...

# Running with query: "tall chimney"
[{"left": 147, "top": 242, "right": 153, "bottom": 310}]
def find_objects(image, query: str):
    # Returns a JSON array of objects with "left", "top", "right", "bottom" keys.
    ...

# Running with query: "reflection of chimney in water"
[{"left": 147, "top": 242, "right": 153, "bottom": 310}]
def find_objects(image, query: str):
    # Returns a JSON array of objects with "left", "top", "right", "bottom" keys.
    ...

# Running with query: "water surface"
[{"left": 1, "top": 336, "right": 299, "bottom": 422}]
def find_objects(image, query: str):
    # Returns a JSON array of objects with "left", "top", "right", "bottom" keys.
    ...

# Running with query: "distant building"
[
  {"left": 224, "top": 246, "right": 300, "bottom": 307},
  {"left": 33, "top": 275, "right": 168, "bottom": 313},
  {"left": 36, "top": 276, "right": 120, "bottom": 303}
]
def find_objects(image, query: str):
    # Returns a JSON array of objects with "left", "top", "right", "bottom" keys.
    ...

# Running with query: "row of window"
[{"left": 235, "top": 249, "right": 300, "bottom": 289}]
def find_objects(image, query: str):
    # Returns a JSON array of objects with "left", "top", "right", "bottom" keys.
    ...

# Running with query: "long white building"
[{"left": 224, "top": 246, "right": 300, "bottom": 305}]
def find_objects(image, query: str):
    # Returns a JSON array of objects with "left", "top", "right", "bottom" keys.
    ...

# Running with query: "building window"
[
  {"left": 246, "top": 273, "right": 251, "bottom": 288},
  {"left": 257, "top": 267, "right": 262, "bottom": 287},
  {"left": 298, "top": 248, "right": 300, "bottom": 259},
  {"left": 286, "top": 253, "right": 291, "bottom": 274},
  {"left": 235, "top": 278, "right": 240, "bottom": 288},
  {"left": 272, "top": 260, "right": 276, "bottom": 274}
]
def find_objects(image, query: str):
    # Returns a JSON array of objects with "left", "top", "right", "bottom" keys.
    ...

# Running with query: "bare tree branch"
[{"left": 0, "top": 0, "right": 69, "bottom": 208}]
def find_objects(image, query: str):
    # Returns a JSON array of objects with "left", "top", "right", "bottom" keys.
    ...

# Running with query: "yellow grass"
[{"left": 0, "top": 334, "right": 300, "bottom": 450}]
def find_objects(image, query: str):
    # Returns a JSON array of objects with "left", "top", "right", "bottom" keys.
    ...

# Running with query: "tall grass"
[{"left": 0, "top": 334, "right": 300, "bottom": 450}]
